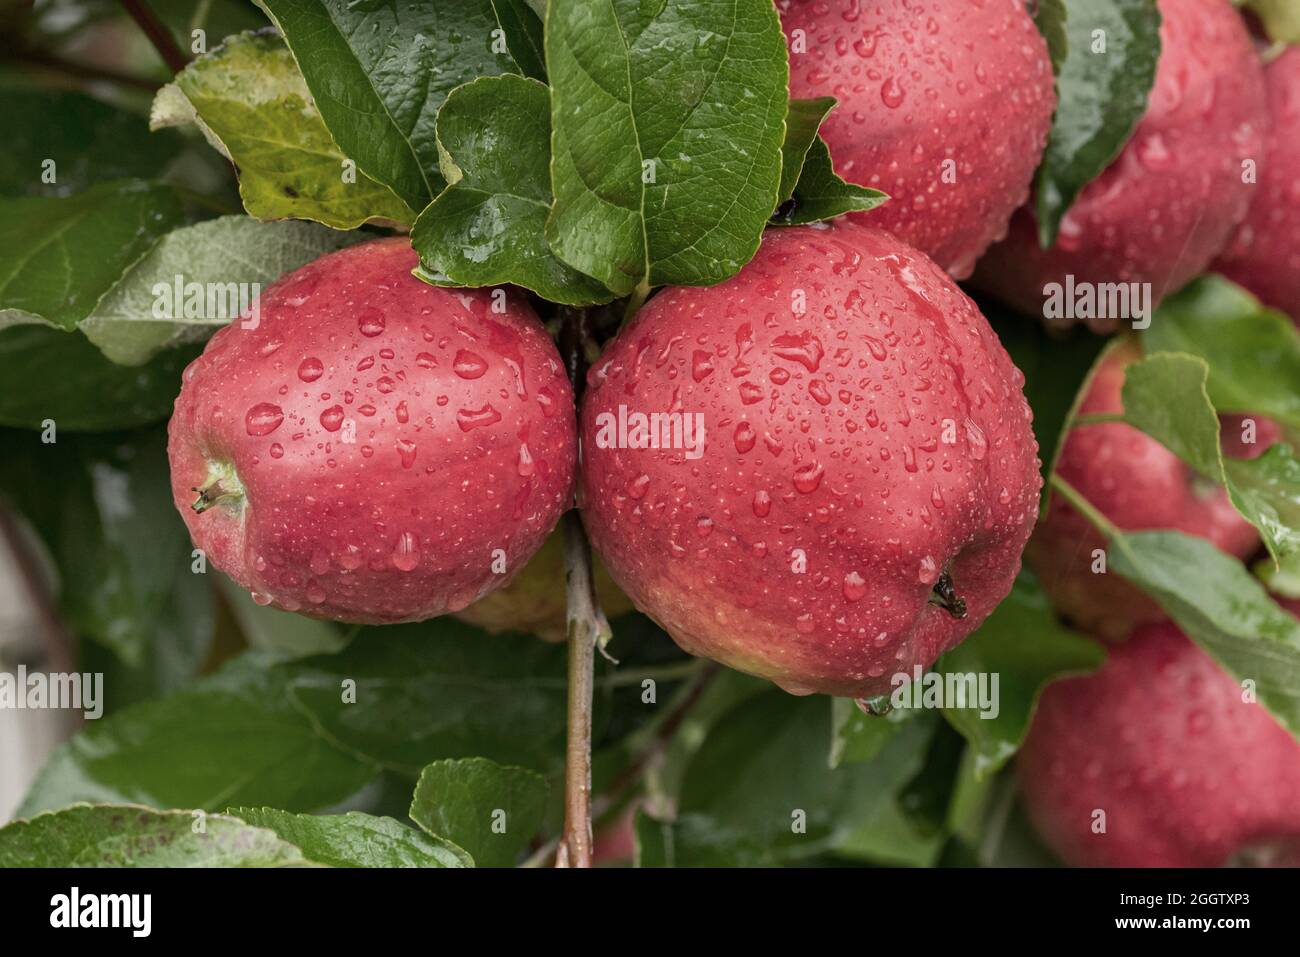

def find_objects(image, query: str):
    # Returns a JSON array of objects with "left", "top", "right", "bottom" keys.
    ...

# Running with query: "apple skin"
[
  {"left": 1018, "top": 619, "right": 1300, "bottom": 867},
  {"left": 779, "top": 0, "right": 1055, "bottom": 279},
  {"left": 1212, "top": 47, "right": 1300, "bottom": 322},
  {"left": 1026, "top": 343, "right": 1261, "bottom": 640},
  {"left": 452, "top": 526, "right": 632, "bottom": 641},
  {"left": 167, "top": 239, "right": 576, "bottom": 624},
  {"left": 974, "top": 0, "right": 1268, "bottom": 325},
  {"left": 579, "top": 222, "right": 1041, "bottom": 698}
]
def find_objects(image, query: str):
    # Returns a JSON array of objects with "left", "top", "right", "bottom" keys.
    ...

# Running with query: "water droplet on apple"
[
  {"left": 392, "top": 532, "right": 419, "bottom": 571},
  {"left": 793, "top": 461, "right": 824, "bottom": 493},
  {"left": 517, "top": 444, "right": 535, "bottom": 477},
  {"left": 691, "top": 350, "right": 715, "bottom": 382},
  {"left": 453, "top": 350, "right": 488, "bottom": 379},
  {"left": 456, "top": 404, "right": 502, "bottom": 431},
  {"left": 734, "top": 422, "right": 757, "bottom": 453},
  {"left": 358, "top": 308, "right": 386, "bottom": 337},
  {"left": 245, "top": 403, "right": 284, "bottom": 435},
  {"left": 319, "top": 405, "right": 345, "bottom": 432},
  {"left": 298, "top": 357, "right": 324, "bottom": 382}
]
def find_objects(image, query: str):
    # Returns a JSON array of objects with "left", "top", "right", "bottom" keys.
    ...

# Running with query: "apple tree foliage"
[{"left": 1, "top": 0, "right": 1300, "bottom": 868}]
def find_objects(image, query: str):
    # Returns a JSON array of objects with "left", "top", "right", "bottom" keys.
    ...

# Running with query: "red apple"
[
  {"left": 975, "top": 0, "right": 1269, "bottom": 325},
  {"left": 1212, "top": 47, "right": 1300, "bottom": 322},
  {"left": 579, "top": 222, "right": 1041, "bottom": 698},
  {"left": 779, "top": 0, "right": 1056, "bottom": 279},
  {"left": 167, "top": 239, "right": 576, "bottom": 623},
  {"left": 1027, "top": 343, "right": 1262, "bottom": 639},
  {"left": 1019, "top": 619, "right": 1300, "bottom": 867}
]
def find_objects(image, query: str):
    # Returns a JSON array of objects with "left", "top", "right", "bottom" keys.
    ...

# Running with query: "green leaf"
[
  {"left": 1121, "top": 352, "right": 1300, "bottom": 561},
  {"left": 776, "top": 97, "right": 834, "bottom": 206},
  {"left": 1144, "top": 275, "right": 1300, "bottom": 433},
  {"left": 490, "top": 0, "right": 547, "bottom": 80},
  {"left": 1109, "top": 530, "right": 1300, "bottom": 740},
  {"left": 215, "top": 572, "right": 349, "bottom": 659},
  {"left": 409, "top": 758, "right": 548, "bottom": 867},
  {"left": 1246, "top": 0, "right": 1300, "bottom": 42},
  {"left": 1256, "top": 550, "right": 1300, "bottom": 599},
  {"left": 0, "top": 180, "right": 186, "bottom": 331},
  {"left": 828, "top": 697, "right": 911, "bottom": 769},
  {"left": 642, "top": 667, "right": 769, "bottom": 812},
  {"left": 935, "top": 574, "right": 1103, "bottom": 779},
  {"left": 546, "top": 0, "right": 789, "bottom": 295},
  {"left": 638, "top": 693, "right": 938, "bottom": 866},
  {"left": 1033, "top": 0, "right": 1068, "bottom": 74},
  {"left": 283, "top": 619, "right": 570, "bottom": 774},
  {"left": 229, "top": 808, "right": 471, "bottom": 868},
  {"left": 1033, "top": 0, "right": 1162, "bottom": 247},
  {"left": 18, "top": 654, "right": 378, "bottom": 817},
  {"left": 0, "top": 427, "right": 213, "bottom": 693},
  {"left": 80, "top": 216, "right": 364, "bottom": 365},
  {"left": 0, "top": 805, "right": 304, "bottom": 867},
  {"left": 0, "top": 87, "right": 185, "bottom": 197},
  {"left": 152, "top": 30, "right": 414, "bottom": 228},
  {"left": 256, "top": 0, "right": 545, "bottom": 212},
  {"left": 771, "top": 131, "right": 888, "bottom": 227},
  {"left": 0, "top": 324, "right": 199, "bottom": 431},
  {"left": 410, "top": 75, "right": 613, "bottom": 305}
]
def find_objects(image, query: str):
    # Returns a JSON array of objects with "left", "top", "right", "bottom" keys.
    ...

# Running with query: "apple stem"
[
  {"left": 1049, "top": 473, "right": 1122, "bottom": 539},
  {"left": 190, "top": 478, "right": 243, "bottom": 513},
  {"left": 1071, "top": 412, "right": 1126, "bottom": 428},
  {"left": 620, "top": 279, "right": 652, "bottom": 329},
  {"left": 928, "top": 567, "right": 967, "bottom": 619}
]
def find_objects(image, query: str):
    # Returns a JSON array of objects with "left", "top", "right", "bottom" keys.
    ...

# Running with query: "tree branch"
[
  {"left": 554, "top": 303, "right": 604, "bottom": 868},
  {"left": 119, "top": 0, "right": 190, "bottom": 74}
]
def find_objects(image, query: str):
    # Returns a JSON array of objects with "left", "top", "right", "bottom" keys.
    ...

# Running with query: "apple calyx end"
[
  {"left": 190, "top": 462, "right": 245, "bottom": 514},
  {"left": 928, "top": 569, "right": 967, "bottom": 620}
]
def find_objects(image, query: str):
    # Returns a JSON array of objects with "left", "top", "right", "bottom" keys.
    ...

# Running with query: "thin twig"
[
  {"left": 557, "top": 510, "right": 598, "bottom": 868},
  {"left": 119, "top": 0, "right": 190, "bottom": 74},
  {"left": 554, "top": 304, "right": 602, "bottom": 869}
]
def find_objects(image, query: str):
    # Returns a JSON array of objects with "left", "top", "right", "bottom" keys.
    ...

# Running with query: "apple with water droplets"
[
  {"left": 779, "top": 0, "right": 1056, "bottom": 279},
  {"left": 1026, "top": 343, "right": 1263, "bottom": 640},
  {"left": 579, "top": 222, "right": 1042, "bottom": 698},
  {"left": 167, "top": 239, "right": 577, "bottom": 623},
  {"left": 1212, "top": 46, "right": 1300, "bottom": 322},
  {"left": 975, "top": 0, "right": 1268, "bottom": 324},
  {"left": 1019, "top": 617, "right": 1300, "bottom": 867}
]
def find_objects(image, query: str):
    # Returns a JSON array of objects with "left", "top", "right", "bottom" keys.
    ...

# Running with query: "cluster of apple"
[{"left": 166, "top": 0, "right": 1300, "bottom": 867}]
